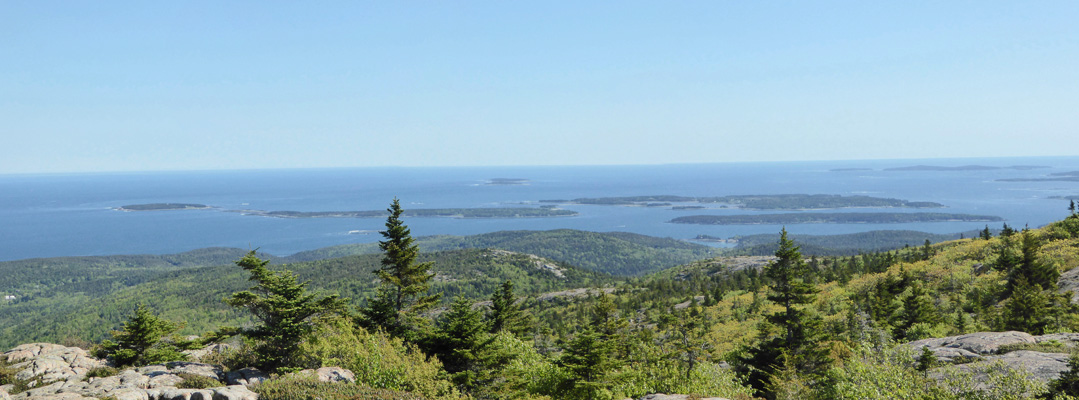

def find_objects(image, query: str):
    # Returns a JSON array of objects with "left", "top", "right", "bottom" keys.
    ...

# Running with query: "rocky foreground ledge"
[
  {"left": 0, "top": 343, "right": 350, "bottom": 400},
  {"left": 907, "top": 331, "right": 1079, "bottom": 383},
  {"left": 1, "top": 343, "right": 733, "bottom": 400}
]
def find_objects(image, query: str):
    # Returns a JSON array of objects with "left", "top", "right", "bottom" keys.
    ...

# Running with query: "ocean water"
[{"left": 1, "top": 156, "right": 1077, "bottom": 262}]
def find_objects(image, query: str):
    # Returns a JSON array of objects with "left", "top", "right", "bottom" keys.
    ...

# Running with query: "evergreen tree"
[
  {"left": 1002, "top": 277, "right": 1051, "bottom": 334},
  {"left": 916, "top": 346, "right": 938, "bottom": 376},
  {"left": 736, "top": 228, "right": 829, "bottom": 396},
  {"left": 428, "top": 296, "right": 498, "bottom": 388},
  {"left": 896, "top": 283, "right": 937, "bottom": 340},
  {"left": 558, "top": 328, "right": 619, "bottom": 400},
  {"left": 487, "top": 281, "right": 533, "bottom": 338},
  {"left": 359, "top": 198, "right": 441, "bottom": 340},
  {"left": 921, "top": 239, "right": 933, "bottom": 260},
  {"left": 660, "top": 307, "right": 712, "bottom": 379},
  {"left": 226, "top": 251, "right": 348, "bottom": 372},
  {"left": 1047, "top": 352, "right": 1079, "bottom": 397},
  {"left": 1070, "top": 200, "right": 1076, "bottom": 215},
  {"left": 1007, "top": 230, "right": 1058, "bottom": 293},
  {"left": 94, "top": 304, "right": 195, "bottom": 367},
  {"left": 980, "top": 225, "right": 993, "bottom": 240},
  {"left": 1001, "top": 223, "right": 1016, "bottom": 237}
]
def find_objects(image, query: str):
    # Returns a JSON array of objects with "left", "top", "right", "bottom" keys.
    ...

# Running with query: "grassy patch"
[
  {"left": 252, "top": 375, "right": 428, "bottom": 400},
  {"left": 86, "top": 366, "right": 120, "bottom": 378},
  {"left": 998, "top": 341, "right": 1071, "bottom": 354},
  {"left": 175, "top": 372, "right": 224, "bottom": 389}
]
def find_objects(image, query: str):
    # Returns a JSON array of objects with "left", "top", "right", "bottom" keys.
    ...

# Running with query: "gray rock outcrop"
[
  {"left": 907, "top": 331, "right": 1036, "bottom": 358},
  {"left": 3, "top": 344, "right": 105, "bottom": 382},
  {"left": 224, "top": 368, "right": 269, "bottom": 387}
]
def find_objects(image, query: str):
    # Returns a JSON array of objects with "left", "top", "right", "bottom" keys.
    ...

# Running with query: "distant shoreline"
[
  {"left": 669, "top": 212, "right": 1002, "bottom": 225},
  {"left": 115, "top": 203, "right": 212, "bottom": 211}
]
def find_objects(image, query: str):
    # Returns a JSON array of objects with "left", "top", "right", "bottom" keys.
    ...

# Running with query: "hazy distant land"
[
  {"left": 541, "top": 194, "right": 943, "bottom": 210},
  {"left": 486, "top": 178, "right": 530, "bottom": 185},
  {"left": 998, "top": 171, "right": 1079, "bottom": 182},
  {"left": 884, "top": 164, "right": 1049, "bottom": 171},
  {"left": 669, "top": 212, "right": 1002, "bottom": 225},
  {"left": 231, "top": 207, "right": 577, "bottom": 219},
  {"left": 116, "top": 203, "right": 212, "bottom": 211}
]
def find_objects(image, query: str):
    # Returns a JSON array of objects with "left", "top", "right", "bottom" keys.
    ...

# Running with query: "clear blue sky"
[{"left": 2, "top": 1, "right": 1077, "bottom": 173}]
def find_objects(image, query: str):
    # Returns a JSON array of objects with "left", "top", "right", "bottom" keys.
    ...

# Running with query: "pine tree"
[
  {"left": 428, "top": 296, "right": 498, "bottom": 388},
  {"left": 1070, "top": 200, "right": 1076, "bottom": 215},
  {"left": 226, "top": 251, "right": 348, "bottom": 372},
  {"left": 487, "top": 281, "right": 533, "bottom": 338},
  {"left": 916, "top": 346, "right": 938, "bottom": 376},
  {"left": 558, "top": 328, "right": 618, "bottom": 400},
  {"left": 1007, "top": 230, "right": 1059, "bottom": 293},
  {"left": 93, "top": 304, "right": 195, "bottom": 367},
  {"left": 921, "top": 239, "right": 933, "bottom": 260},
  {"left": 980, "top": 225, "right": 993, "bottom": 240},
  {"left": 1000, "top": 223, "right": 1016, "bottom": 237},
  {"left": 1002, "top": 276, "right": 1051, "bottom": 334},
  {"left": 359, "top": 198, "right": 441, "bottom": 340},
  {"left": 737, "top": 228, "right": 829, "bottom": 396},
  {"left": 896, "top": 283, "right": 937, "bottom": 340},
  {"left": 1048, "top": 352, "right": 1079, "bottom": 396}
]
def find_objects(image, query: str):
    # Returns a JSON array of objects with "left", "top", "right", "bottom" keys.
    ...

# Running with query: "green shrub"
[
  {"left": 998, "top": 341, "right": 1069, "bottom": 354},
  {"left": 86, "top": 366, "right": 120, "bottom": 378},
  {"left": 176, "top": 372, "right": 224, "bottom": 389},
  {"left": 252, "top": 374, "right": 428, "bottom": 400},
  {"left": 296, "top": 318, "right": 461, "bottom": 400}
]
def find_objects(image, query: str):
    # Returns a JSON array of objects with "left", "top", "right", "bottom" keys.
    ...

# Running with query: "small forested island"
[
  {"left": 485, "top": 178, "right": 530, "bottom": 185},
  {"left": 999, "top": 171, "right": 1079, "bottom": 182},
  {"left": 670, "top": 212, "right": 1002, "bottom": 225},
  {"left": 230, "top": 207, "right": 577, "bottom": 219},
  {"left": 829, "top": 167, "right": 874, "bottom": 172},
  {"left": 115, "top": 203, "right": 212, "bottom": 211},
  {"left": 542, "top": 194, "right": 944, "bottom": 210},
  {"left": 885, "top": 164, "right": 1049, "bottom": 171}
]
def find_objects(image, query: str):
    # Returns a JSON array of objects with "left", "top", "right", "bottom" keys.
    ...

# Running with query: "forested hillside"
[
  {"left": 0, "top": 248, "right": 610, "bottom": 347},
  {"left": 285, "top": 229, "right": 718, "bottom": 276}
]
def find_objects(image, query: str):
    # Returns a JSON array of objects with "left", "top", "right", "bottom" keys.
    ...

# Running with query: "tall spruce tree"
[
  {"left": 226, "top": 251, "right": 348, "bottom": 372},
  {"left": 487, "top": 281, "right": 533, "bottom": 338},
  {"left": 1007, "top": 230, "right": 1058, "bottom": 293},
  {"left": 428, "top": 296, "right": 498, "bottom": 388},
  {"left": 359, "top": 198, "right": 440, "bottom": 340},
  {"left": 737, "top": 228, "right": 829, "bottom": 397}
]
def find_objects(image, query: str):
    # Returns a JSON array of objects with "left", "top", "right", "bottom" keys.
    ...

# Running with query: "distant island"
[
  {"left": 1050, "top": 195, "right": 1079, "bottom": 201},
  {"left": 116, "top": 203, "right": 212, "bottom": 211},
  {"left": 230, "top": 207, "right": 577, "bottom": 219},
  {"left": 541, "top": 194, "right": 944, "bottom": 210},
  {"left": 884, "top": 165, "right": 1049, "bottom": 171},
  {"left": 669, "top": 212, "right": 1002, "bottom": 225},
  {"left": 486, "top": 178, "right": 530, "bottom": 185},
  {"left": 998, "top": 171, "right": 1079, "bottom": 183}
]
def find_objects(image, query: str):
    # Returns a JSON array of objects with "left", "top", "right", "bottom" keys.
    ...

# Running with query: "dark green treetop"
[
  {"left": 360, "top": 198, "right": 441, "bottom": 340},
  {"left": 487, "top": 281, "right": 533, "bottom": 338},
  {"left": 93, "top": 303, "right": 196, "bottom": 367},
  {"left": 226, "top": 251, "right": 348, "bottom": 372}
]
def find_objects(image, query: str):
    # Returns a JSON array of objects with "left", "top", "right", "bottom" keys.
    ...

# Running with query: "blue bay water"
[{"left": 1, "top": 157, "right": 1078, "bottom": 261}]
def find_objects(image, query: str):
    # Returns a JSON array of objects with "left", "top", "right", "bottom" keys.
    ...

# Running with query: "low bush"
[
  {"left": 176, "top": 372, "right": 224, "bottom": 389},
  {"left": 86, "top": 366, "right": 120, "bottom": 378},
  {"left": 252, "top": 375, "right": 427, "bottom": 400}
]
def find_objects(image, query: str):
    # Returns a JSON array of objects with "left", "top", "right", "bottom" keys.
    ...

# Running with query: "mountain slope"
[{"left": 0, "top": 248, "right": 613, "bottom": 347}]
